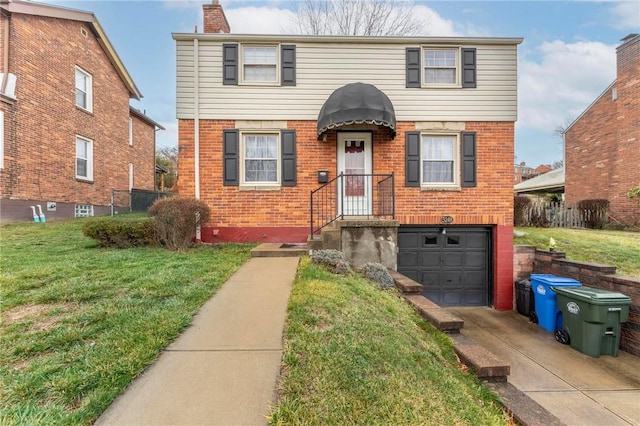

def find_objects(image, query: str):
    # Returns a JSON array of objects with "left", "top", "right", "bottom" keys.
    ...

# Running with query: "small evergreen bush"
[
  {"left": 361, "top": 262, "right": 395, "bottom": 289},
  {"left": 148, "top": 197, "right": 211, "bottom": 250},
  {"left": 82, "top": 217, "right": 155, "bottom": 248},
  {"left": 311, "top": 249, "right": 346, "bottom": 267}
]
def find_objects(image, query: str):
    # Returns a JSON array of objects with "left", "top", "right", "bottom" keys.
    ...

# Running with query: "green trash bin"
[{"left": 553, "top": 286, "right": 632, "bottom": 357}]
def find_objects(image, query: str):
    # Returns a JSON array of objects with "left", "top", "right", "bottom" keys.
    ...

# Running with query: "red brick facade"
[
  {"left": 202, "top": 1, "right": 230, "bottom": 34},
  {"left": 0, "top": 7, "right": 158, "bottom": 221},
  {"left": 565, "top": 35, "right": 640, "bottom": 225},
  {"left": 178, "top": 118, "right": 515, "bottom": 309}
]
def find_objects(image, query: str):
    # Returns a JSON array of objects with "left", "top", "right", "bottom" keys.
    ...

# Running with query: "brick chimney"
[{"left": 203, "top": 0, "right": 230, "bottom": 33}]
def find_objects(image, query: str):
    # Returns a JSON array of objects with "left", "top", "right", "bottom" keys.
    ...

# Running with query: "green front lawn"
[
  {"left": 0, "top": 219, "right": 253, "bottom": 425},
  {"left": 515, "top": 227, "right": 640, "bottom": 278},
  {"left": 269, "top": 258, "right": 511, "bottom": 425}
]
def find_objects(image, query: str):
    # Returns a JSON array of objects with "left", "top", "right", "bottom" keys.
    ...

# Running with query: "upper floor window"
[
  {"left": 75, "top": 66, "right": 93, "bottom": 112},
  {"left": 76, "top": 135, "right": 93, "bottom": 181},
  {"left": 129, "top": 117, "right": 133, "bottom": 145},
  {"left": 241, "top": 133, "right": 279, "bottom": 185},
  {"left": 0, "top": 110, "right": 4, "bottom": 169},
  {"left": 242, "top": 46, "right": 278, "bottom": 84},
  {"left": 424, "top": 48, "right": 458, "bottom": 86},
  {"left": 422, "top": 134, "right": 458, "bottom": 187}
]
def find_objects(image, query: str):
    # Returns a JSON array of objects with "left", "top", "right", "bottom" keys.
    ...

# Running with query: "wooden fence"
[{"left": 518, "top": 201, "right": 593, "bottom": 228}]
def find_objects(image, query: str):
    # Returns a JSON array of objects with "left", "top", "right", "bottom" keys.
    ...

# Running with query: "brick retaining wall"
[{"left": 514, "top": 246, "right": 640, "bottom": 357}]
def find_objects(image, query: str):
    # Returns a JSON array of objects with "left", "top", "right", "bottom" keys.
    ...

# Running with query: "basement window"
[{"left": 75, "top": 204, "right": 94, "bottom": 217}]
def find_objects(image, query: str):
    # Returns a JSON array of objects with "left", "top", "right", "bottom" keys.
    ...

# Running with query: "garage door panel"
[
  {"left": 398, "top": 251, "right": 419, "bottom": 267},
  {"left": 443, "top": 252, "right": 464, "bottom": 267},
  {"left": 398, "top": 233, "right": 419, "bottom": 248},
  {"left": 466, "top": 252, "right": 487, "bottom": 268},
  {"left": 398, "top": 227, "right": 490, "bottom": 307}
]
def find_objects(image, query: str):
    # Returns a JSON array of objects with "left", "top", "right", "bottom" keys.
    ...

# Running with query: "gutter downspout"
[
  {"left": 1, "top": 11, "right": 10, "bottom": 95},
  {"left": 193, "top": 38, "right": 201, "bottom": 241}
]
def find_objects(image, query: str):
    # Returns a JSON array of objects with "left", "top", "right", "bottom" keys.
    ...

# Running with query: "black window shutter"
[
  {"left": 223, "top": 129, "right": 239, "bottom": 186},
  {"left": 406, "top": 48, "right": 421, "bottom": 88},
  {"left": 405, "top": 131, "right": 421, "bottom": 187},
  {"left": 281, "top": 45, "right": 296, "bottom": 86},
  {"left": 461, "top": 131, "right": 477, "bottom": 187},
  {"left": 281, "top": 130, "right": 297, "bottom": 186},
  {"left": 461, "top": 48, "right": 476, "bottom": 88},
  {"left": 222, "top": 44, "right": 238, "bottom": 85}
]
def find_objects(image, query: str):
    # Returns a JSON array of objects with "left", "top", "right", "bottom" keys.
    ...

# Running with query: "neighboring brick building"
[
  {"left": 0, "top": 0, "right": 163, "bottom": 222},
  {"left": 564, "top": 34, "right": 640, "bottom": 226},
  {"left": 174, "top": 1, "right": 522, "bottom": 309}
]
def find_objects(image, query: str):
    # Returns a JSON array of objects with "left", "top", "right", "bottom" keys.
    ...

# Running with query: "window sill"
[
  {"left": 76, "top": 106, "right": 94, "bottom": 115},
  {"left": 420, "top": 84, "right": 462, "bottom": 89},
  {"left": 239, "top": 185, "right": 281, "bottom": 191},
  {"left": 76, "top": 178, "right": 94, "bottom": 184},
  {"left": 420, "top": 185, "right": 460, "bottom": 192}
]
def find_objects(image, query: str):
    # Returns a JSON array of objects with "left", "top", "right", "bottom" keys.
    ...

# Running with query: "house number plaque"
[{"left": 441, "top": 216, "right": 454, "bottom": 224}]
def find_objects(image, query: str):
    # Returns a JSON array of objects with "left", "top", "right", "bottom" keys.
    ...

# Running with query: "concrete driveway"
[{"left": 449, "top": 307, "right": 640, "bottom": 426}]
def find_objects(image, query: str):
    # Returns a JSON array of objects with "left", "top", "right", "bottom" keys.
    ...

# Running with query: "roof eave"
[
  {"left": 3, "top": 0, "right": 142, "bottom": 100},
  {"left": 172, "top": 33, "right": 524, "bottom": 46},
  {"left": 130, "top": 106, "right": 165, "bottom": 130}
]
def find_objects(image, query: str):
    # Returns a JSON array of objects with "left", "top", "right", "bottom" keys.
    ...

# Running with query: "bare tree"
[{"left": 291, "top": 0, "right": 424, "bottom": 36}]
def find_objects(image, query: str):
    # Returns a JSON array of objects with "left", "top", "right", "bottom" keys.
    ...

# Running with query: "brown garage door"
[{"left": 397, "top": 226, "right": 491, "bottom": 306}]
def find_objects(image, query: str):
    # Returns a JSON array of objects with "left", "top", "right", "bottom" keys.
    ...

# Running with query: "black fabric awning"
[{"left": 317, "top": 82, "right": 396, "bottom": 139}]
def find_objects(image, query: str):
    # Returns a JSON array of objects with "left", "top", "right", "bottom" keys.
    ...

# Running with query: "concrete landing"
[
  {"left": 450, "top": 307, "right": 640, "bottom": 426},
  {"left": 95, "top": 257, "right": 299, "bottom": 426}
]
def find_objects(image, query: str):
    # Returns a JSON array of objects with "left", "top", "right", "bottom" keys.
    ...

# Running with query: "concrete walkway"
[
  {"left": 450, "top": 307, "right": 640, "bottom": 426},
  {"left": 96, "top": 257, "right": 299, "bottom": 426}
]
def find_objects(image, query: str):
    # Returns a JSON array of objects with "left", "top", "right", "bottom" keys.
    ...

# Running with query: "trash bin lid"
[
  {"left": 552, "top": 286, "right": 632, "bottom": 304},
  {"left": 531, "top": 274, "right": 581, "bottom": 287}
]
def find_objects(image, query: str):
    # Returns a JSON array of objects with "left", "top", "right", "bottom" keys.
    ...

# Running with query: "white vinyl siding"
[{"left": 176, "top": 39, "right": 518, "bottom": 122}]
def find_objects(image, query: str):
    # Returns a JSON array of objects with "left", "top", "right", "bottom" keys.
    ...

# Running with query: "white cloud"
[
  {"left": 225, "top": 6, "right": 296, "bottom": 34},
  {"left": 608, "top": 2, "right": 640, "bottom": 30},
  {"left": 411, "top": 5, "right": 459, "bottom": 36},
  {"left": 518, "top": 40, "right": 617, "bottom": 132}
]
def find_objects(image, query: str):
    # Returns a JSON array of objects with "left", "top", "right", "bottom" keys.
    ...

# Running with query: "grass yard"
[
  {"left": 269, "top": 257, "right": 511, "bottom": 425},
  {"left": 0, "top": 219, "right": 253, "bottom": 426},
  {"left": 514, "top": 227, "right": 640, "bottom": 278}
]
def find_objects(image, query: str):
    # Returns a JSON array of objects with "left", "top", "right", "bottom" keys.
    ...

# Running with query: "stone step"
[
  {"left": 450, "top": 334, "right": 510, "bottom": 382},
  {"left": 250, "top": 243, "right": 307, "bottom": 257},
  {"left": 404, "top": 294, "right": 464, "bottom": 333}
]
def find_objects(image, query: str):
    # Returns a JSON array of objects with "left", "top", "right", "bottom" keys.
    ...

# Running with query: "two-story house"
[
  {"left": 0, "top": 0, "right": 163, "bottom": 222},
  {"left": 564, "top": 34, "right": 640, "bottom": 226},
  {"left": 174, "top": 1, "right": 522, "bottom": 309}
]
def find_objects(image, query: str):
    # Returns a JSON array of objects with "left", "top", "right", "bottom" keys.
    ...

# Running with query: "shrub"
[
  {"left": 311, "top": 249, "right": 346, "bottom": 267},
  {"left": 333, "top": 260, "right": 353, "bottom": 275},
  {"left": 577, "top": 199, "right": 609, "bottom": 229},
  {"left": 148, "top": 197, "right": 211, "bottom": 250},
  {"left": 82, "top": 217, "right": 155, "bottom": 248},
  {"left": 514, "top": 196, "right": 531, "bottom": 226},
  {"left": 361, "top": 262, "right": 395, "bottom": 289}
]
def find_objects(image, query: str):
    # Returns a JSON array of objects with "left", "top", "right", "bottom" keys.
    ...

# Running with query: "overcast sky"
[{"left": 45, "top": 0, "right": 640, "bottom": 168}]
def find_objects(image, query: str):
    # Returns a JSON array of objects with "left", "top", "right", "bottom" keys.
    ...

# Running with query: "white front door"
[{"left": 337, "top": 132, "right": 373, "bottom": 216}]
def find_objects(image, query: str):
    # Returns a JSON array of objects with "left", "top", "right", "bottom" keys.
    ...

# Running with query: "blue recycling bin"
[{"left": 531, "top": 274, "right": 582, "bottom": 332}]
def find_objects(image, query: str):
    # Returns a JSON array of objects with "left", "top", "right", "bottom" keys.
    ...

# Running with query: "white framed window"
[
  {"left": 0, "top": 110, "right": 4, "bottom": 169},
  {"left": 129, "top": 163, "right": 134, "bottom": 191},
  {"left": 421, "top": 134, "right": 459, "bottom": 188},
  {"left": 241, "top": 132, "right": 279, "bottom": 186},
  {"left": 241, "top": 45, "right": 278, "bottom": 84},
  {"left": 129, "top": 117, "right": 133, "bottom": 145},
  {"left": 75, "top": 66, "right": 93, "bottom": 112},
  {"left": 75, "top": 204, "right": 94, "bottom": 217},
  {"left": 76, "top": 135, "right": 93, "bottom": 181},
  {"left": 423, "top": 48, "right": 459, "bottom": 86}
]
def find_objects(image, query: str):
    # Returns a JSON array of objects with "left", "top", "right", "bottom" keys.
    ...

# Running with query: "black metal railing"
[{"left": 310, "top": 172, "right": 394, "bottom": 238}]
